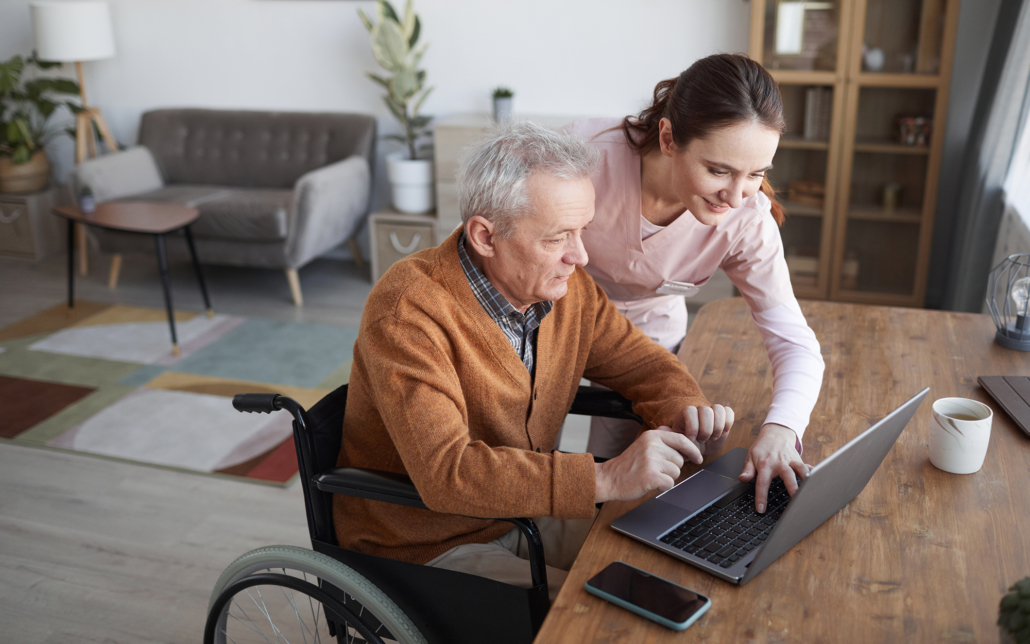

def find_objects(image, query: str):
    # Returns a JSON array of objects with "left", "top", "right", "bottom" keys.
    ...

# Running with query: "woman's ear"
[
  {"left": 658, "top": 117, "right": 677, "bottom": 157},
  {"left": 465, "top": 215, "right": 497, "bottom": 258}
]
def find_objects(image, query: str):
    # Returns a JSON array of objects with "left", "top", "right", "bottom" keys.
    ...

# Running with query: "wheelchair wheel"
[{"left": 207, "top": 545, "right": 427, "bottom": 644}]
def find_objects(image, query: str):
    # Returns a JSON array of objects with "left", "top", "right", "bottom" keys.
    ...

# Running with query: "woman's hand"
[
  {"left": 738, "top": 423, "right": 810, "bottom": 513},
  {"left": 670, "top": 404, "right": 734, "bottom": 455}
]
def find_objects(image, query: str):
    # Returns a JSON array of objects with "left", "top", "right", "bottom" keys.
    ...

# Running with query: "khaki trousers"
[{"left": 425, "top": 512, "right": 597, "bottom": 601}]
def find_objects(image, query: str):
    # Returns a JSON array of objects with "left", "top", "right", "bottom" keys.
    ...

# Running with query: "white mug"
[{"left": 929, "top": 398, "right": 993, "bottom": 474}]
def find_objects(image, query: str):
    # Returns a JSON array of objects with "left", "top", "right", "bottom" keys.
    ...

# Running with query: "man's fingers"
[
  {"left": 778, "top": 462, "right": 800, "bottom": 496},
  {"left": 697, "top": 406, "right": 714, "bottom": 443},
  {"left": 710, "top": 405, "right": 726, "bottom": 442},
  {"left": 657, "top": 429, "right": 703, "bottom": 465},
  {"left": 724, "top": 406, "right": 735, "bottom": 432},
  {"left": 684, "top": 406, "right": 700, "bottom": 441}
]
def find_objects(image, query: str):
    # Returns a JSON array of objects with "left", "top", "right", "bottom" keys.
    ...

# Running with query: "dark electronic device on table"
[{"left": 584, "top": 561, "right": 711, "bottom": 631}]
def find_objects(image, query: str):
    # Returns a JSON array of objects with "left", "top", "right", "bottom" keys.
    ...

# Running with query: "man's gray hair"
[{"left": 457, "top": 120, "right": 599, "bottom": 239}]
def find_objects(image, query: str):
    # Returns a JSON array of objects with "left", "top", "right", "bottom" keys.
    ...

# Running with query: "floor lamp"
[{"left": 31, "top": 0, "right": 119, "bottom": 277}]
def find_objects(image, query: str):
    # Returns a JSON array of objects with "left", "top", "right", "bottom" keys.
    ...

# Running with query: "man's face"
[{"left": 484, "top": 172, "right": 595, "bottom": 312}]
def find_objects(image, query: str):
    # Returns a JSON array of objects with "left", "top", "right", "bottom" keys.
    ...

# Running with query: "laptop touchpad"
[{"left": 657, "top": 469, "right": 742, "bottom": 514}]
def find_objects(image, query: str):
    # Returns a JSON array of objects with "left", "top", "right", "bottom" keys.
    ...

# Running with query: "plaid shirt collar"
[{"left": 458, "top": 232, "right": 553, "bottom": 372}]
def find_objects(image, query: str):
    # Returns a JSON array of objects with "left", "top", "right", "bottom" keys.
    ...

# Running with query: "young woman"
[{"left": 567, "top": 53, "right": 824, "bottom": 512}]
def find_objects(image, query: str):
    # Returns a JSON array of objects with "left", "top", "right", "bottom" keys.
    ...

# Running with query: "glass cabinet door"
[
  {"left": 763, "top": 1, "right": 843, "bottom": 72},
  {"left": 858, "top": 0, "right": 949, "bottom": 75},
  {"left": 774, "top": 83, "right": 839, "bottom": 298}
]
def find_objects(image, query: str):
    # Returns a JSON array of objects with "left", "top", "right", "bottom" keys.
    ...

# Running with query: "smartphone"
[{"left": 584, "top": 561, "right": 711, "bottom": 631}]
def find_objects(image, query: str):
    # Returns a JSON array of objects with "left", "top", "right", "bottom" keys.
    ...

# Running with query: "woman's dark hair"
[{"left": 622, "top": 53, "right": 787, "bottom": 224}]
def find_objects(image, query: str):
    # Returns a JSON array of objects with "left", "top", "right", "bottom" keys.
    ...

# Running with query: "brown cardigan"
[{"left": 333, "top": 227, "right": 709, "bottom": 565}]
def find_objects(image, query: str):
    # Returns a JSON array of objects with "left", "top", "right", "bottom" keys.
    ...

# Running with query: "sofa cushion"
[
  {"left": 77, "top": 146, "right": 164, "bottom": 201},
  {"left": 138, "top": 109, "right": 377, "bottom": 189},
  {"left": 114, "top": 185, "right": 292, "bottom": 242}
]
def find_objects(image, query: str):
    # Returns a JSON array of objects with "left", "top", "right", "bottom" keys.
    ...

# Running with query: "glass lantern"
[{"left": 986, "top": 253, "right": 1030, "bottom": 351}]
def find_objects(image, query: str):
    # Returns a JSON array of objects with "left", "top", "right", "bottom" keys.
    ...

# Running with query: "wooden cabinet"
[
  {"left": 369, "top": 209, "right": 437, "bottom": 282},
  {"left": 749, "top": 0, "right": 960, "bottom": 306},
  {"left": 0, "top": 188, "right": 60, "bottom": 261}
]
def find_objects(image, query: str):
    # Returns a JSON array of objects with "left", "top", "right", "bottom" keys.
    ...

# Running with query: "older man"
[{"left": 334, "top": 121, "right": 733, "bottom": 598}]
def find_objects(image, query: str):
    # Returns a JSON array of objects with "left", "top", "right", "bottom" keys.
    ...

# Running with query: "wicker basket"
[{"left": 0, "top": 150, "right": 51, "bottom": 194}]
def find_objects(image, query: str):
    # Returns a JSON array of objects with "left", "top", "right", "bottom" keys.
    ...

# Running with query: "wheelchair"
[{"left": 204, "top": 382, "right": 641, "bottom": 644}]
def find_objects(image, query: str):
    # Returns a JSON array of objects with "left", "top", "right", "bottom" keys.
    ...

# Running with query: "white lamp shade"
[{"left": 31, "top": 1, "right": 115, "bottom": 62}]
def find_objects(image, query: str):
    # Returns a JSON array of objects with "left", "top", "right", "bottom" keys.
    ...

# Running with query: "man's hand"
[
  {"left": 595, "top": 430, "right": 703, "bottom": 503},
  {"left": 672, "top": 404, "right": 734, "bottom": 455},
  {"left": 738, "top": 423, "right": 810, "bottom": 513}
]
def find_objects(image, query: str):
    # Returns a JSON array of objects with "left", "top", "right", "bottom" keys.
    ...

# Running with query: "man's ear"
[
  {"left": 658, "top": 117, "right": 677, "bottom": 157},
  {"left": 465, "top": 215, "right": 498, "bottom": 258}
]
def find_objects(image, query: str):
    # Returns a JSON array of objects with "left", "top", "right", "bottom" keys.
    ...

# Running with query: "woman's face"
[{"left": 660, "top": 119, "right": 780, "bottom": 226}]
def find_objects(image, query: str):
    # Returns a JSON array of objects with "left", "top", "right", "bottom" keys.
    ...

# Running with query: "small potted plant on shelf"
[
  {"left": 0, "top": 52, "right": 80, "bottom": 194},
  {"left": 1000, "top": 576, "right": 1030, "bottom": 643},
  {"left": 492, "top": 87, "right": 514, "bottom": 122},
  {"left": 359, "top": 0, "right": 435, "bottom": 214}
]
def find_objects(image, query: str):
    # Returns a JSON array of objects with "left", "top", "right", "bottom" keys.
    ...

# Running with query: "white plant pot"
[
  {"left": 386, "top": 152, "right": 435, "bottom": 214},
  {"left": 493, "top": 97, "right": 513, "bottom": 122}
]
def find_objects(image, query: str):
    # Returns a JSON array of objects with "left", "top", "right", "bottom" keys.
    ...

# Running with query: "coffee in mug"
[{"left": 929, "top": 398, "right": 993, "bottom": 474}]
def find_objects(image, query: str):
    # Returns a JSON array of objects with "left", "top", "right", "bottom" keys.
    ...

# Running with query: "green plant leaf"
[
  {"left": 411, "top": 86, "right": 433, "bottom": 117},
  {"left": 409, "top": 115, "right": 431, "bottom": 130},
  {"left": 371, "top": 20, "right": 409, "bottom": 72},
  {"left": 36, "top": 98, "right": 57, "bottom": 119},
  {"left": 383, "top": 134, "right": 408, "bottom": 144},
  {"left": 382, "top": 95, "right": 406, "bottom": 122},
  {"left": 12, "top": 144, "right": 31, "bottom": 164},
  {"left": 409, "top": 41, "right": 429, "bottom": 69},
  {"left": 377, "top": 0, "right": 400, "bottom": 24},
  {"left": 0, "top": 56, "right": 25, "bottom": 93},
  {"left": 401, "top": 0, "right": 416, "bottom": 40},
  {"left": 366, "top": 72, "right": 391, "bottom": 90},
  {"left": 408, "top": 15, "right": 421, "bottom": 49},
  {"left": 357, "top": 8, "right": 374, "bottom": 32},
  {"left": 391, "top": 67, "right": 419, "bottom": 101}
]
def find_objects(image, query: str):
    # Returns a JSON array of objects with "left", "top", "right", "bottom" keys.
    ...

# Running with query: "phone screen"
[{"left": 585, "top": 562, "right": 709, "bottom": 624}]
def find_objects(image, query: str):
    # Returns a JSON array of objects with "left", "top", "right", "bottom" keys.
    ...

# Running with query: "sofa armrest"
[
  {"left": 70, "top": 146, "right": 164, "bottom": 202},
  {"left": 286, "top": 155, "right": 371, "bottom": 268}
]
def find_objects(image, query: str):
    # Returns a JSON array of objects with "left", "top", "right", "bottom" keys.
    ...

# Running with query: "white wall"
[{"left": 0, "top": 0, "right": 750, "bottom": 250}]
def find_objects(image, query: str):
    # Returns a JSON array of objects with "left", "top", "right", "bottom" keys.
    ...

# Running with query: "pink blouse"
[{"left": 567, "top": 118, "right": 825, "bottom": 440}]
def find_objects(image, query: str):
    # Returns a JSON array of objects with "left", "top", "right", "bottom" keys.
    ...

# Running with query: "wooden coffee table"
[{"left": 53, "top": 202, "right": 214, "bottom": 356}]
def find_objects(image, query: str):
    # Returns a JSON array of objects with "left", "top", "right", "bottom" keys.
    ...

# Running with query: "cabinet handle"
[
  {"left": 389, "top": 230, "right": 421, "bottom": 254},
  {"left": 0, "top": 208, "right": 22, "bottom": 224}
]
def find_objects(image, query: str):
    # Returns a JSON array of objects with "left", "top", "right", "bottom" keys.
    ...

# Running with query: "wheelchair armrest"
[
  {"left": 315, "top": 467, "right": 429, "bottom": 510},
  {"left": 570, "top": 385, "right": 643, "bottom": 423}
]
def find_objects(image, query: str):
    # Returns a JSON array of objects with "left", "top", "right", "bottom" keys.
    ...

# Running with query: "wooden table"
[
  {"left": 537, "top": 298, "right": 1030, "bottom": 643},
  {"left": 54, "top": 202, "right": 213, "bottom": 356}
]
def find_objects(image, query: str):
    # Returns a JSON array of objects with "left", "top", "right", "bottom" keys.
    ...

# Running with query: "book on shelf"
[{"left": 803, "top": 87, "right": 833, "bottom": 141}]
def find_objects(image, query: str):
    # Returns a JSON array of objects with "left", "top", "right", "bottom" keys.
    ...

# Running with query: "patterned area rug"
[{"left": 0, "top": 302, "right": 359, "bottom": 485}]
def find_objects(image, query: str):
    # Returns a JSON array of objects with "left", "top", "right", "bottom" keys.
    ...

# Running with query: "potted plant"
[
  {"left": 359, "top": 0, "right": 435, "bottom": 214},
  {"left": 493, "top": 87, "right": 514, "bottom": 122},
  {"left": 1000, "top": 576, "right": 1030, "bottom": 643},
  {"left": 0, "top": 53, "right": 80, "bottom": 194}
]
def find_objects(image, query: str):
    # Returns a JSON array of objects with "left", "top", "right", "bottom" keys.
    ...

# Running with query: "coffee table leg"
[
  {"left": 153, "top": 233, "right": 180, "bottom": 356},
  {"left": 67, "top": 219, "right": 75, "bottom": 315},
  {"left": 183, "top": 226, "right": 213, "bottom": 318}
]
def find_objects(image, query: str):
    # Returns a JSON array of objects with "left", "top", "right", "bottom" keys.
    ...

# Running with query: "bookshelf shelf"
[{"left": 750, "top": 0, "right": 960, "bottom": 306}]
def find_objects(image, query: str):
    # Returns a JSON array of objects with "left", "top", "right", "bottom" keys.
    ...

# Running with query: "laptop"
[{"left": 610, "top": 388, "right": 929, "bottom": 585}]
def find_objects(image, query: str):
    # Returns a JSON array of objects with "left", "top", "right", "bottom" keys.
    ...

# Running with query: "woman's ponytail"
[{"left": 621, "top": 77, "right": 677, "bottom": 153}]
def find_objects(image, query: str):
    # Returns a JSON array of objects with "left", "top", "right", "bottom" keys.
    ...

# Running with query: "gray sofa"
[{"left": 70, "top": 108, "right": 376, "bottom": 305}]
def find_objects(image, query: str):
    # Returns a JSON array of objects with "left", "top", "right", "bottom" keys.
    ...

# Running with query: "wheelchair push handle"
[{"left": 233, "top": 393, "right": 283, "bottom": 414}]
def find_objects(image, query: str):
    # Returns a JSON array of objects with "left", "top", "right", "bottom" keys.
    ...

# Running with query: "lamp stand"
[{"left": 73, "top": 61, "right": 119, "bottom": 277}]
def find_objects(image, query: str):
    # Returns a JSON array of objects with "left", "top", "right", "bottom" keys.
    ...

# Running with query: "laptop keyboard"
[{"left": 658, "top": 478, "right": 793, "bottom": 569}]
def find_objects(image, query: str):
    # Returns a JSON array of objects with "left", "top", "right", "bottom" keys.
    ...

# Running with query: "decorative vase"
[
  {"left": 493, "top": 96, "right": 513, "bottom": 122},
  {"left": 0, "top": 150, "right": 51, "bottom": 194},
  {"left": 386, "top": 152, "right": 435, "bottom": 214}
]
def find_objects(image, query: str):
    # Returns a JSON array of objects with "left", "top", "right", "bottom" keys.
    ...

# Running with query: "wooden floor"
[{"left": 0, "top": 250, "right": 370, "bottom": 643}]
